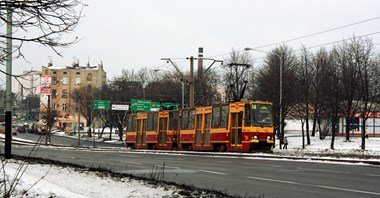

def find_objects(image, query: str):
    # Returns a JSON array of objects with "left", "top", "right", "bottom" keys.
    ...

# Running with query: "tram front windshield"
[{"left": 252, "top": 104, "right": 273, "bottom": 127}]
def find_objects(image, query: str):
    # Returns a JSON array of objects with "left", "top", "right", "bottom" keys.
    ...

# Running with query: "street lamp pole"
[{"left": 244, "top": 47, "right": 283, "bottom": 149}]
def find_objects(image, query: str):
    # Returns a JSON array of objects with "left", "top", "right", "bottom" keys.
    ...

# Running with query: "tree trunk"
[
  {"left": 361, "top": 115, "right": 366, "bottom": 150},
  {"left": 330, "top": 114, "right": 336, "bottom": 150}
]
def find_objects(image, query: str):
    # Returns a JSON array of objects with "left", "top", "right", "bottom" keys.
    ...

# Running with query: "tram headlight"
[
  {"left": 252, "top": 135, "right": 258, "bottom": 140},
  {"left": 267, "top": 135, "right": 272, "bottom": 140}
]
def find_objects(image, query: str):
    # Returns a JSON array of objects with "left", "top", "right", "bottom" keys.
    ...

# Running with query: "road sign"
[
  {"left": 150, "top": 102, "right": 160, "bottom": 111},
  {"left": 111, "top": 104, "right": 129, "bottom": 111},
  {"left": 94, "top": 100, "right": 110, "bottom": 110},
  {"left": 131, "top": 99, "right": 151, "bottom": 111}
]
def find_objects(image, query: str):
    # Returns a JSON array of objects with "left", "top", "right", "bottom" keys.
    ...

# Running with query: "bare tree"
[
  {"left": 332, "top": 40, "right": 361, "bottom": 142},
  {"left": 254, "top": 45, "right": 298, "bottom": 144},
  {"left": 351, "top": 37, "right": 377, "bottom": 150},
  {"left": 71, "top": 85, "right": 100, "bottom": 137},
  {"left": 0, "top": 0, "right": 85, "bottom": 64},
  {"left": 223, "top": 49, "right": 254, "bottom": 102}
]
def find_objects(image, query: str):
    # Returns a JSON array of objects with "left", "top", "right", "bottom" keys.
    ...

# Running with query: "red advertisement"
[{"left": 41, "top": 74, "right": 52, "bottom": 94}]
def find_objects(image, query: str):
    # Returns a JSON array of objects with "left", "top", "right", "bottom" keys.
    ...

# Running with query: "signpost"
[
  {"left": 150, "top": 102, "right": 160, "bottom": 111},
  {"left": 94, "top": 100, "right": 110, "bottom": 110},
  {"left": 112, "top": 104, "right": 129, "bottom": 111},
  {"left": 131, "top": 99, "right": 151, "bottom": 111}
]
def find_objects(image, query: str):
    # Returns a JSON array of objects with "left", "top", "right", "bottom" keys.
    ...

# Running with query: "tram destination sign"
[{"left": 94, "top": 100, "right": 110, "bottom": 110}]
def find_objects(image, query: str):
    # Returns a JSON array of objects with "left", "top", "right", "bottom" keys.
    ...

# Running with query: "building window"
[
  {"left": 75, "top": 78, "right": 81, "bottom": 85},
  {"left": 76, "top": 72, "right": 80, "bottom": 75},
  {"left": 53, "top": 71, "right": 57, "bottom": 74},
  {"left": 52, "top": 103, "right": 56, "bottom": 110},
  {"left": 52, "top": 89, "right": 57, "bottom": 98},
  {"left": 87, "top": 84, "right": 92, "bottom": 92},
  {"left": 52, "top": 77, "right": 57, "bottom": 85},
  {"left": 62, "top": 77, "right": 68, "bottom": 85},
  {"left": 62, "top": 103, "right": 68, "bottom": 111},
  {"left": 63, "top": 72, "right": 67, "bottom": 74},
  {"left": 62, "top": 90, "right": 68, "bottom": 98},
  {"left": 87, "top": 73, "right": 92, "bottom": 81}
]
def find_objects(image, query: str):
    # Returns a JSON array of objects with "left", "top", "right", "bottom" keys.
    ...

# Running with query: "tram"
[{"left": 125, "top": 100, "right": 274, "bottom": 152}]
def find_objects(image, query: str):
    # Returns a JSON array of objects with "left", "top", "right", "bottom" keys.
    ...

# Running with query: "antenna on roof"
[
  {"left": 87, "top": 55, "right": 90, "bottom": 67},
  {"left": 48, "top": 56, "right": 53, "bottom": 67}
]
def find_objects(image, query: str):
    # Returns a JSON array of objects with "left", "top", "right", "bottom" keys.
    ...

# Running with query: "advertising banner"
[{"left": 41, "top": 74, "right": 52, "bottom": 94}]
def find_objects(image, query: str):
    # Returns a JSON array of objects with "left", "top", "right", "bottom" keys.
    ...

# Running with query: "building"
[{"left": 40, "top": 62, "right": 106, "bottom": 127}]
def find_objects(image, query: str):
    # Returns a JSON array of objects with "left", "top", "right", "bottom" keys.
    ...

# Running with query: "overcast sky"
[{"left": 5, "top": 0, "right": 380, "bottom": 83}]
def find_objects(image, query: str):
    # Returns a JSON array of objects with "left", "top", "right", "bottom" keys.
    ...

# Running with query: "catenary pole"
[{"left": 5, "top": 1, "right": 13, "bottom": 159}]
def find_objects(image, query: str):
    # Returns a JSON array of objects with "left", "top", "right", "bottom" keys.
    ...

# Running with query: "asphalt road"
[
  {"left": 14, "top": 132, "right": 124, "bottom": 148},
  {"left": 5, "top": 144, "right": 380, "bottom": 198}
]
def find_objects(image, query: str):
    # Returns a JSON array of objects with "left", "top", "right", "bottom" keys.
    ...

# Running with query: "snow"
[
  {"left": 1, "top": 160, "right": 179, "bottom": 198},
  {"left": 1, "top": 126, "right": 380, "bottom": 197}
]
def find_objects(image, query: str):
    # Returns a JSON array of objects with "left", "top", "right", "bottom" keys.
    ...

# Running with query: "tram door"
[
  {"left": 195, "top": 114, "right": 203, "bottom": 146},
  {"left": 136, "top": 119, "right": 147, "bottom": 146},
  {"left": 195, "top": 113, "right": 211, "bottom": 146},
  {"left": 159, "top": 117, "right": 168, "bottom": 146},
  {"left": 231, "top": 112, "right": 243, "bottom": 147}
]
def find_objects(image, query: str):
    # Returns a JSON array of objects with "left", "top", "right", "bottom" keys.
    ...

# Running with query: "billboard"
[{"left": 40, "top": 74, "right": 52, "bottom": 94}]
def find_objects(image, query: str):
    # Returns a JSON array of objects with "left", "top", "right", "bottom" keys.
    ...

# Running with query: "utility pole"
[
  {"left": 77, "top": 102, "right": 81, "bottom": 146},
  {"left": 189, "top": 56, "right": 194, "bottom": 108},
  {"left": 5, "top": 1, "right": 13, "bottom": 159},
  {"left": 46, "top": 95, "right": 51, "bottom": 145}
]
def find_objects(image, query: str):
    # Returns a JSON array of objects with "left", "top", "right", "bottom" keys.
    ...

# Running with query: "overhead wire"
[{"left": 206, "top": 16, "right": 380, "bottom": 59}]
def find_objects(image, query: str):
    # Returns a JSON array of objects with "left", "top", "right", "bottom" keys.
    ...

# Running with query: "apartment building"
[{"left": 40, "top": 62, "right": 106, "bottom": 125}]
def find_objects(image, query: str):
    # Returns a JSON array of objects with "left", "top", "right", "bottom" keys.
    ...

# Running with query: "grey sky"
[{"left": 7, "top": 0, "right": 380, "bottom": 82}]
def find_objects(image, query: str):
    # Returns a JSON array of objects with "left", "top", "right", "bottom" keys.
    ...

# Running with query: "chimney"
[{"left": 198, "top": 47, "right": 203, "bottom": 78}]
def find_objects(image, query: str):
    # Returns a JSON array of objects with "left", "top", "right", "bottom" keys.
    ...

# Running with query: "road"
[
  {"left": 5, "top": 144, "right": 380, "bottom": 198},
  {"left": 14, "top": 132, "right": 124, "bottom": 148}
]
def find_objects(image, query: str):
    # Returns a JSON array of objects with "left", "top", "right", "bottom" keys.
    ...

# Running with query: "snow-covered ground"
[
  {"left": 1, "top": 127, "right": 379, "bottom": 197},
  {"left": 1, "top": 160, "right": 180, "bottom": 198}
]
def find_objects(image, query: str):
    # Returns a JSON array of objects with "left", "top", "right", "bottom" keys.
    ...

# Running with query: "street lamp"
[{"left": 244, "top": 47, "right": 283, "bottom": 149}]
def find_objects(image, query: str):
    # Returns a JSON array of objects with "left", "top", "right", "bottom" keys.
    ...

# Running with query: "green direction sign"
[
  {"left": 94, "top": 100, "right": 110, "bottom": 110},
  {"left": 150, "top": 102, "right": 160, "bottom": 111},
  {"left": 131, "top": 99, "right": 151, "bottom": 111}
]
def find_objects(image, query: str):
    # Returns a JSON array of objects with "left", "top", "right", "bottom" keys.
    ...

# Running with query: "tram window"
[
  {"left": 169, "top": 111, "right": 179, "bottom": 130},
  {"left": 152, "top": 113, "right": 158, "bottom": 131},
  {"left": 127, "top": 115, "right": 136, "bottom": 132},
  {"left": 212, "top": 106, "right": 221, "bottom": 128},
  {"left": 220, "top": 105, "right": 229, "bottom": 128},
  {"left": 252, "top": 104, "right": 273, "bottom": 127},
  {"left": 147, "top": 114, "right": 153, "bottom": 131},
  {"left": 188, "top": 109, "right": 195, "bottom": 130},
  {"left": 181, "top": 109, "right": 189, "bottom": 130},
  {"left": 245, "top": 104, "right": 251, "bottom": 126},
  {"left": 147, "top": 113, "right": 158, "bottom": 131}
]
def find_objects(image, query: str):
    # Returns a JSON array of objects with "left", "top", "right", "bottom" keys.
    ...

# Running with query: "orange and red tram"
[{"left": 125, "top": 100, "right": 274, "bottom": 152}]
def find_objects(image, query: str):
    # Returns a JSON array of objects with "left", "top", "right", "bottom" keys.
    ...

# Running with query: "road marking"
[
  {"left": 247, "top": 176, "right": 380, "bottom": 196},
  {"left": 198, "top": 169, "right": 227, "bottom": 175},
  {"left": 297, "top": 167, "right": 350, "bottom": 174},
  {"left": 247, "top": 176, "right": 298, "bottom": 184},
  {"left": 241, "top": 163, "right": 283, "bottom": 168},
  {"left": 126, "top": 162, "right": 142, "bottom": 165},
  {"left": 365, "top": 174, "right": 380, "bottom": 177}
]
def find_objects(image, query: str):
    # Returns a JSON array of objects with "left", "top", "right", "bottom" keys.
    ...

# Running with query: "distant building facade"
[{"left": 40, "top": 62, "right": 106, "bottom": 125}]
